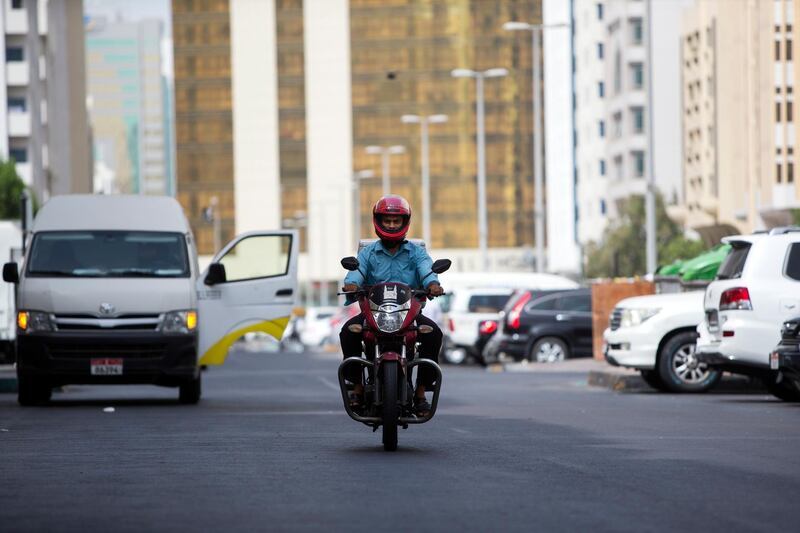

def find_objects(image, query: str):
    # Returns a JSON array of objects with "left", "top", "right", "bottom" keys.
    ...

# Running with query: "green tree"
[
  {"left": 0, "top": 158, "right": 36, "bottom": 219},
  {"left": 584, "top": 194, "right": 705, "bottom": 278}
]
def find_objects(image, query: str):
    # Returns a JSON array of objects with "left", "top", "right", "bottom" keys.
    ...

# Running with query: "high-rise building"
[
  {"left": 86, "top": 17, "right": 171, "bottom": 196},
  {"left": 680, "top": 0, "right": 798, "bottom": 238},
  {"left": 173, "top": 0, "right": 548, "bottom": 297},
  {"left": 0, "top": 0, "right": 91, "bottom": 202}
]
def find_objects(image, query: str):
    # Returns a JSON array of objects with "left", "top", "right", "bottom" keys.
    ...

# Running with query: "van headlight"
[
  {"left": 620, "top": 308, "right": 661, "bottom": 328},
  {"left": 17, "top": 311, "right": 56, "bottom": 333},
  {"left": 158, "top": 310, "right": 198, "bottom": 334}
]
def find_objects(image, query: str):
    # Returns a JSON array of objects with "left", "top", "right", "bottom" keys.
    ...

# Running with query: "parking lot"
[{"left": 2, "top": 347, "right": 799, "bottom": 532}]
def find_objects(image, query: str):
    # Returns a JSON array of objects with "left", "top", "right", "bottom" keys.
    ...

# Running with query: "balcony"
[
  {"left": 7, "top": 110, "right": 31, "bottom": 137},
  {"left": 14, "top": 162, "right": 31, "bottom": 185},
  {"left": 5, "top": 9, "right": 27, "bottom": 35},
  {"left": 6, "top": 61, "right": 28, "bottom": 86}
]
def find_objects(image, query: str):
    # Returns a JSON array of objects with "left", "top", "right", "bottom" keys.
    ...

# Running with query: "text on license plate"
[{"left": 90, "top": 358, "right": 123, "bottom": 375}]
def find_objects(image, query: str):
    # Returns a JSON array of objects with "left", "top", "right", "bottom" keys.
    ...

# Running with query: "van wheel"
[
  {"left": 179, "top": 374, "right": 202, "bottom": 404},
  {"left": 530, "top": 337, "right": 569, "bottom": 363},
  {"left": 657, "top": 331, "right": 720, "bottom": 393},
  {"left": 18, "top": 375, "right": 52, "bottom": 406}
]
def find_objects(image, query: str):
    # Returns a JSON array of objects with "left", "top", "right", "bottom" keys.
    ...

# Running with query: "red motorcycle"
[{"left": 337, "top": 256, "right": 450, "bottom": 451}]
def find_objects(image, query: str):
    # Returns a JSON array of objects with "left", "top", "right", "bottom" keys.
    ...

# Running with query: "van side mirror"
[
  {"left": 431, "top": 259, "right": 451, "bottom": 274},
  {"left": 341, "top": 257, "right": 359, "bottom": 271},
  {"left": 2, "top": 262, "right": 19, "bottom": 284},
  {"left": 204, "top": 262, "right": 226, "bottom": 286}
]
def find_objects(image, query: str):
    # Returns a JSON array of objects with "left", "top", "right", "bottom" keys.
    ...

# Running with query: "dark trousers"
[{"left": 340, "top": 312, "right": 442, "bottom": 388}]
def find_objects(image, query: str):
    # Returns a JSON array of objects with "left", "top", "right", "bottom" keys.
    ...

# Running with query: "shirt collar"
[{"left": 376, "top": 240, "right": 410, "bottom": 256}]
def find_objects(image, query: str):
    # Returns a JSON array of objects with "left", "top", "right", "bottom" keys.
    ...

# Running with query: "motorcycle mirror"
[
  {"left": 341, "top": 256, "right": 360, "bottom": 271},
  {"left": 431, "top": 259, "right": 451, "bottom": 274}
]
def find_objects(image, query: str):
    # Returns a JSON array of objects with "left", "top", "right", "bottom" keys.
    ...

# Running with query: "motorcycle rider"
[{"left": 340, "top": 195, "right": 444, "bottom": 416}]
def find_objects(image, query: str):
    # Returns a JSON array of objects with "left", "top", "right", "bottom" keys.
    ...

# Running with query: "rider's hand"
[
  {"left": 427, "top": 282, "right": 444, "bottom": 297},
  {"left": 343, "top": 283, "right": 359, "bottom": 292}
]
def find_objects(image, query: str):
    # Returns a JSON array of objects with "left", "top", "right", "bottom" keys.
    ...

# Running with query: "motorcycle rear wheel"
[{"left": 382, "top": 361, "right": 399, "bottom": 451}]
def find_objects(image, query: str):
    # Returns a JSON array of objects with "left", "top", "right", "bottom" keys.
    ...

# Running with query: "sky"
[{"left": 84, "top": 0, "right": 173, "bottom": 78}]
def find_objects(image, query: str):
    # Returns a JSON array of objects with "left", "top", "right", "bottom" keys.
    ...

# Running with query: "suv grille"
[{"left": 609, "top": 308, "right": 622, "bottom": 330}]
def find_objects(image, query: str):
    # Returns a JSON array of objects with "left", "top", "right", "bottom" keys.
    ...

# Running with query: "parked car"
[
  {"left": 443, "top": 287, "right": 514, "bottom": 365},
  {"left": 696, "top": 227, "right": 800, "bottom": 381},
  {"left": 768, "top": 316, "right": 800, "bottom": 401},
  {"left": 603, "top": 291, "right": 720, "bottom": 392},
  {"left": 483, "top": 288, "right": 592, "bottom": 363},
  {"left": 299, "top": 306, "right": 339, "bottom": 347}
]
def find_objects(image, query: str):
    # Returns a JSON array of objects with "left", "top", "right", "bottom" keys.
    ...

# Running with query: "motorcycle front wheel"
[{"left": 381, "top": 360, "right": 399, "bottom": 451}]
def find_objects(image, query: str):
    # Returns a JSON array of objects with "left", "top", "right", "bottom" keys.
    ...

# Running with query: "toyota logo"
[{"left": 99, "top": 303, "right": 115, "bottom": 316}]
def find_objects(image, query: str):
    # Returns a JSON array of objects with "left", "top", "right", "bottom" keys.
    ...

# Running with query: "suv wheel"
[
  {"left": 657, "top": 331, "right": 721, "bottom": 393},
  {"left": 640, "top": 369, "right": 668, "bottom": 391},
  {"left": 530, "top": 337, "right": 569, "bottom": 363},
  {"left": 765, "top": 377, "right": 800, "bottom": 402}
]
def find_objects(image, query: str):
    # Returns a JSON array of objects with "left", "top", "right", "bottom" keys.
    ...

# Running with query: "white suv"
[
  {"left": 603, "top": 290, "right": 720, "bottom": 392},
  {"left": 696, "top": 228, "right": 800, "bottom": 378},
  {"left": 443, "top": 288, "right": 513, "bottom": 364}
]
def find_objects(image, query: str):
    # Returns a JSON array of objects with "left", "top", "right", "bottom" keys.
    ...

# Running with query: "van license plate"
[
  {"left": 770, "top": 352, "right": 780, "bottom": 370},
  {"left": 91, "top": 358, "right": 123, "bottom": 375}
]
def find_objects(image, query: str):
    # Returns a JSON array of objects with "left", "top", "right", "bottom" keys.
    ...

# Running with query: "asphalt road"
[{"left": 1, "top": 347, "right": 799, "bottom": 533}]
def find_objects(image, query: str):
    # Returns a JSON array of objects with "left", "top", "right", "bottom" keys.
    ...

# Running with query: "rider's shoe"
[{"left": 413, "top": 396, "right": 431, "bottom": 417}]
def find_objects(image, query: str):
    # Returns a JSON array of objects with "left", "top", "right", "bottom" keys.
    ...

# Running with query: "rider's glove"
[{"left": 343, "top": 283, "right": 359, "bottom": 292}]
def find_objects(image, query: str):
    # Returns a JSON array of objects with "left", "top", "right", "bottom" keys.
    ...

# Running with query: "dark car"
[
  {"left": 482, "top": 288, "right": 593, "bottom": 363},
  {"left": 768, "top": 317, "right": 800, "bottom": 402}
]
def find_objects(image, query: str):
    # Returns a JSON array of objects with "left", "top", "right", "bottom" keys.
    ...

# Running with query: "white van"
[
  {"left": 0, "top": 221, "right": 22, "bottom": 362},
  {"left": 3, "top": 195, "right": 298, "bottom": 405}
]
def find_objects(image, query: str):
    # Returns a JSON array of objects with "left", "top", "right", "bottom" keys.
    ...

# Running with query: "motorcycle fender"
[{"left": 380, "top": 351, "right": 401, "bottom": 362}]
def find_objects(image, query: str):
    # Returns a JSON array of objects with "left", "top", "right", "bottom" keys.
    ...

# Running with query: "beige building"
[{"left": 681, "top": 0, "right": 799, "bottom": 240}]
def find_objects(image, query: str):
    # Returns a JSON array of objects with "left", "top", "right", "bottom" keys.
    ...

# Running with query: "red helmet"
[{"left": 373, "top": 195, "right": 411, "bottom": 243}]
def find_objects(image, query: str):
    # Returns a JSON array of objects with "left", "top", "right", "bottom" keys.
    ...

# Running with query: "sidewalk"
[{"left": 0, "top": 364, "right": 16, "bottom": 393}]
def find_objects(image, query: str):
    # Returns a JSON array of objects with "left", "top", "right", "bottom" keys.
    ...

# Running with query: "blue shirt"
[{"left": 343, "top": 241, "right": 439, "bottom": 297}]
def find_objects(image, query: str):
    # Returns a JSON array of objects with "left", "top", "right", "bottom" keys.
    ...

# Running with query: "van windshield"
[{"left": 27, "top": 231, "right": 190, "bottom": 278}]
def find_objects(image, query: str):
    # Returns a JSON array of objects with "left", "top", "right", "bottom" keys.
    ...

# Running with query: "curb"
[{"left": 587, "top": 369, "right": 766, "bottom": 393}]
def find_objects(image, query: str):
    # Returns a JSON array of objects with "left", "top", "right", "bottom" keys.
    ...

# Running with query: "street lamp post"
[
  {"left": 352, "top": 169, "right": 375, "bottom": 249},
  {"left": 451, "top": 67, "right": 508, "bottom": 271},
  {"left": 401, "top": 113, "right": 448, "bottom": 246},
  {"left": 503, "top": 21, "right": 568, "bottom": 273},
  {"left": 365, "top": 145, "right": 405, "bottom": 196}
]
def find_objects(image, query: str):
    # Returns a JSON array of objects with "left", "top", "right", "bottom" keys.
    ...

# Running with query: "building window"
[
  {"left": 597, "top": 42, "right": 604, "bottom": 59},
  {"left": 631, "top": 18, "right": 643, "bottom": 45},
  {"left": 11, "top": 0, "right": 22, "bottom": 9},
  {"left": 600, "top": 199, "right": 607, "bottom": 215},
  {"left": 789, "top": 101, "right": 794, "bottom": 121},
  {"left": 790, "top": 162, "right": 795, "bottom": 183},
  {"left": 632, "top": 107, "right": 644, "bottom": 133},
  {"left": 9, "top": 148, "right": 27, "bottom": 163},
  {"left": 614, "top": 51, "right": 622, "bottom": 93},
  {"left": 631, "top": 63, "right": 644, "bottom": 89},
  {"left": 613, "top": 111, "right": 623, "bottom": 138},
  {"left": 597, "top": 3, "right": 604, "bottom": 20},
  {"left": 7, "top": 97, "right": 25, "bottom": 112},
  {"left": 777, "top": 102, "right": 783, "bottom": 122},
  {"left": 599, "top": 120, "right": 605, "bottom": 137},
  {"left": 5, "top": 47, "right": 23, "bottom": 62},
  {"left": 776, "top": 40, "right": 782, "bottom": 60},
  {"left": 599, "top": 159, "right": 606, "bottom": 176},
  {"left": 633, "top": 151, "right": 645, "bottom": 178},
  {"left": 777, "top": 163, "right": 783, "bottom": 183},
  {"left": 598, "top": 81, "right": 605, "bottom": 98},
  {"left": 788, "top": 40, "right": 794, "bottom": 61}
]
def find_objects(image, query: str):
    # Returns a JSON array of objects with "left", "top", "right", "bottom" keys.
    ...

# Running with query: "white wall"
[
  {"left": 230, "top": 0, "right": 282, "bottom": 232},
  {"left": 304, "top": 0, "right": 353, "bottom": 282},
  {"left": 544, "top": 0, "right": 581, "bottom": 275}
]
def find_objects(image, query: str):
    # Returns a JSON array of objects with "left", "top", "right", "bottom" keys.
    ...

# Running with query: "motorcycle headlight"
[
  {"left": 17, "top": 311, "right": 56, "bottom": 333},
  {"left": 620, "top": 308, "right": 661, "bottom": 328},
  {"left": 371, "top": 303, "right": 408, "bottom": 333},
  {"left": 159, "top": 310, "right": 198, "bottom": 334}
]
